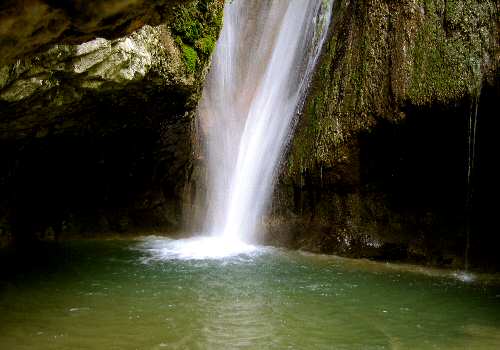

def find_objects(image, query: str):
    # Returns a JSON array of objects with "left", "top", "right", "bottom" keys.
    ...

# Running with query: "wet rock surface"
[{"left": 270, "top": 0, "right": 500, "bottom": 270}]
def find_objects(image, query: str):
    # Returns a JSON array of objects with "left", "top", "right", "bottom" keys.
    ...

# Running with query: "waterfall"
[{"left": 198, "top": 0, "right": 333, "bottom": 245}]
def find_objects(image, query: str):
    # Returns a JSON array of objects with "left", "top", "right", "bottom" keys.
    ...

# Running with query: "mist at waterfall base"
[{"left": 158, "top": 0, "right": 333, "bottom": 259}]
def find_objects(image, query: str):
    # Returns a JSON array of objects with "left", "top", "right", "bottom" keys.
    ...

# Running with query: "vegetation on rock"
[
  {"left": 0, "top": 0, "right": 224, "bottom": 245},
  {"left": 171, "top": 0, "right": 223, "bottom": 74},
  {"left": 272, "top": 0, "right": 499, "bottom": 269},
  {"left": 287, "top": 0, "right": 498, "bottom": 173}
]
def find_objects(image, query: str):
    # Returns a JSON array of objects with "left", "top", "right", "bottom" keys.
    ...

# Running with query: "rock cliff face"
[
  {"left": 0, "top": 0, "right": 223, "bottom": 245},
  {"left": 269, "top": 0, "right": 499, "bottom": 270},
  {"left": 1, "top": 0, "right": 498, "bottom": 271},
  {"left": 0, "top": 0, "right": 192, "bottom": 67}
]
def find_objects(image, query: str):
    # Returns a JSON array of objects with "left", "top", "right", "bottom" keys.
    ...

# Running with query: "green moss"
[
  {"left": 285, "top": 0, "right": 497, "bottom": 178},
  {"left": 408, "top": 12, "right": 462, "bottom": 104},
  {"left": 181, "top": 44, "right": 198, "bottom": 73},
  {"left": 172, "top": 0, "right": 224, "bottom": 73},
  {"left": 172, "top": 7, "right": 203, "bottom": 44},
  {"left": 174, "top": 36, "right": 183, "bottom": 47},
  {"left": 195, "top": 36, "right": 216, "bottom": 55},
  {"left": 407, "top": 0, "right": 491, "bottom": 105}
]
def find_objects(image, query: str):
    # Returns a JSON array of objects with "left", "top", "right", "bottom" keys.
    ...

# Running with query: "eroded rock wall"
[
  {"left": 269, "top": 0, "right": 499, "bottom": 269},
  {"left": 0, "top": 0, "right": 224, "bottom": 244},
  {"left": 0, "top": 0, "right": 193, "bottom": 67}
]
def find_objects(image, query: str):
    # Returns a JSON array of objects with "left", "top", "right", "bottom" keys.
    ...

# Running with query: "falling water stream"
[
  {"left": 200, "top": 0, "right": 332, "bottom": 245},
  {"left": 464, "top": 90, "right": 480, "bottom": 271},
  {"left": 162, "top": 0, "right": 333, "bottom": 259},
  {"left": 161, "top": 0, "right": 333, "bottom": 258}
]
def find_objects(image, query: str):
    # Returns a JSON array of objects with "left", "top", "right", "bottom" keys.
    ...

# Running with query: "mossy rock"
[
  {"left": 286, "top": 0, "right": 498, "bottom": 175},
  {"left": 171, "top": 0, "right": 224, "bottom": 73}
]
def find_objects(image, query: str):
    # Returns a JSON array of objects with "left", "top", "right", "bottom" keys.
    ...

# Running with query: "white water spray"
[
  {"left": 152, "top": 0, "right": 332, "bottom": 259},
  {"left": 199, "top": 0, "right": 333, "bottom": 247}
]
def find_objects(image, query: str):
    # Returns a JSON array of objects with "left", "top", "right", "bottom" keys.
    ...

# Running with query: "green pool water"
[{"left": 1, "top": 237, "right": 499, "bottom": 349}]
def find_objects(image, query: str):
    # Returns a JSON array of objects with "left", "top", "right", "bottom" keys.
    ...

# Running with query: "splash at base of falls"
[
  {"left": 453, "top": 271, "right": 476, "bottom": 283},
  {"left": 137, "top": 236, "right": 259, "bottom": 261},
  {"left": 137, "top": 237, "right": 481, "bottom": 284}
]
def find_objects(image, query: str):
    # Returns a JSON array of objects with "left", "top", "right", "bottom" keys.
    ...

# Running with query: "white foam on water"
[
  {"left": 137, "top": 236, "right": 259, "bottom": 261},
  {"left": 453, "top": 271, "right": 476, "bottom": 283}
]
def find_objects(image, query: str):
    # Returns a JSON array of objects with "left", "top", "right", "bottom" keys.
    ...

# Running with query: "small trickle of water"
[{"left": 198, "top": 0, "right": 333, "bottom": 247}]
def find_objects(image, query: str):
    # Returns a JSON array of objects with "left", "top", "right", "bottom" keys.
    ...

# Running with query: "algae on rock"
[
  {"left": 271, "top": 0, "right": 499, "bottom": 269},
  {"left": 287, "top": 0, "right": 498, "bottom": 174}
]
